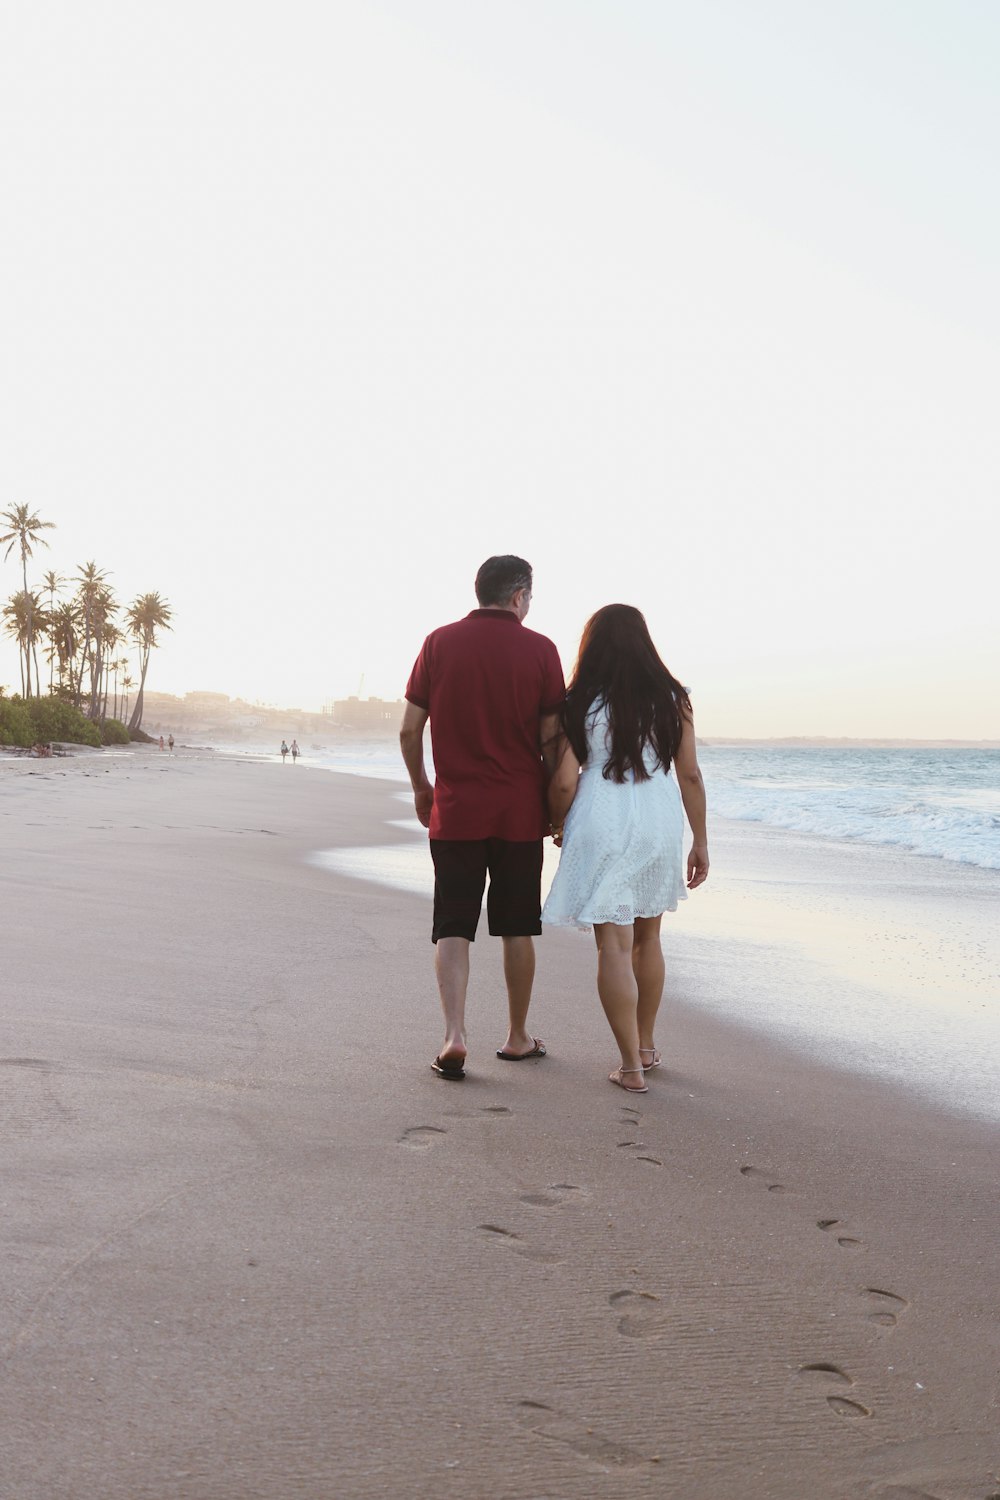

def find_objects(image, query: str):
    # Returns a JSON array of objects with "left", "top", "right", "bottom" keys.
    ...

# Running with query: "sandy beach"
[{"left": 2, "top": 748, "right": 998, "bottom": 1500}]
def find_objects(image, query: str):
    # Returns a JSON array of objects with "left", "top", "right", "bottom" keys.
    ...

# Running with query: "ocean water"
[
  {"left": 701, "top": 745, "right": 1000, "bottom": 871},
  {"left": 225, "top": 738, "right": 1000, "bottom": 872}
]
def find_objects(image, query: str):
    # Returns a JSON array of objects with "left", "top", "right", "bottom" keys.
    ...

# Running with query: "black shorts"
[{"left": 430, "top": 838, "right": 544, "bottom": 943}]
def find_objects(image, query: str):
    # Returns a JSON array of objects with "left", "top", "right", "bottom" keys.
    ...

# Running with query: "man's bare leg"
[
  {"left": 435, "top": 937, "right": 470, "bottom": 1066},
  {"left": 498, "top": 936, "right": 543, "bottom": 1056}
]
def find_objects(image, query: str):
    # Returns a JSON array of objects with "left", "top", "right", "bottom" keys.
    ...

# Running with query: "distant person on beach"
[
  {"left": 290, "top": 739, "right": 300, "bottom": 763},
  {"left": 280, "top": 740, "right": 289, "bottom": 762},
  {"left": 542, "top": 605, "right": 709, "bottom": 1094},
  {"left": 158, "top": 735, "right": 164, "bottom": 751},
  {"left": 400, "top": 554, "right": 565, "bottom": 1080},
  {"left": 168, "top": 733, "right": 174, "bottom": 752}
]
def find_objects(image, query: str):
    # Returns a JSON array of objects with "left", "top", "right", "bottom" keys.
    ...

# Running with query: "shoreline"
[
  {"left": 3, "top": 750, "right": 999, "bottom": 1497},
  {"left": 7, "top": 744, "right": 999, "bottom": 1120},
  {"left": 310, "top": 778, "right": 1000, "bottom": 1126}
]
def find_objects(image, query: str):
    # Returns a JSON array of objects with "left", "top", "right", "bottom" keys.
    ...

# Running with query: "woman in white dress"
[{"left": 542, "top": 605, "right": 709, "bottom": 1094}]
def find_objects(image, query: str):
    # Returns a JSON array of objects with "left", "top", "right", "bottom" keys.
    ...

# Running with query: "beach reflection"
[{"left": 312, "top": 813, "right": 1000, "bottom": 1124}]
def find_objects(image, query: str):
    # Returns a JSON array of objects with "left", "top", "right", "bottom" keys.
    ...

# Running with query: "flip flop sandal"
[
  {"left": 496, "top": 1038, "right": 547, "bottom": 1061},
  {"left": 431, "top": 1055, "right": 466, "bottom": 1080},
  {"left": 609, "top": 1067, "right": 648, "bottom": 1094}
]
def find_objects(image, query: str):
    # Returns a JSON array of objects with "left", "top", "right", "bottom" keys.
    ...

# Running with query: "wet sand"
[{"left": 2, "top": 749, "right": 998, "bottom": 1499}]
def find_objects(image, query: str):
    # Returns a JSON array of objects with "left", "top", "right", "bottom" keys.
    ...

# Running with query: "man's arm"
[
  {"left": 399, "top": 701, "right": 434, "bottom": 828},
  {"left": 546, "top": 734, "right": 580, "bottom": 842},
  {"left": 539, "top": 711, "right": 562, "bottom": 775}
]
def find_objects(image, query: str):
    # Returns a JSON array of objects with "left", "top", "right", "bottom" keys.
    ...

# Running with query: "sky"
[{"left": 1, "top": 0, "right": 997, "bottom": 739}]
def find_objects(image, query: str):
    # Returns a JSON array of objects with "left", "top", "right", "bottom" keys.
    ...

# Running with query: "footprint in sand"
[
  {"left": 519, "top": 1183, "right": 585, "bottom": 1209},
  {"left": 398, "top": 1125, "right": 447, "bottom": 1151},
  {"left": 875, "top": 1477, "right": 1000, "bottom": 1500},
  {"left": 796, "top": 1362, "right": 872, "bottom": 1419},
  {"left": 515, "top": 1400, "right": 649, "bottom": 1469},
  {"left": 609, "top": 1289, "right": 669, "bottom": 1339},
  {"left": 863, "top": 1287, "right": 909, "bottom": 1328},
  {"left": 617, "top": 1109, "right": 646, "bottom": 1149},
  {"left": 865, "top": 1432, "right": 1000, "bottom": 1499},
  {"left": 399, "top": 1108, "right": 511, "bottom": 1150},
  {"left": 878, "top": 1487, "right": 1000, "bottom": 1500},
  {"left": 440, "top": 1105, "right": 513, "bottom": 1121},
  {"left": 476, "top": 1225, "right": 562, "bottom": 1263},
  {"left": 817, "top": 1217, "right": 865, "bottom": 1250},
  {"left": 740, "top": 1165, "right": 789, "bottom": 1193}
]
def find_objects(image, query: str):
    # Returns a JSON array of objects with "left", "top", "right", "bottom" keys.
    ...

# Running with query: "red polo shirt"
[{"left": 405, "top": 609, "right": 565, "bottom": 841}]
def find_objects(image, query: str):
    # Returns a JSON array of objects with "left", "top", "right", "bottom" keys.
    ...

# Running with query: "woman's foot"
[
  {"left": 609, "top": 1066, "right": 648, "bottom": 1094},
  {"left": 638, "top": 1047, "right": 662, "bottom": 1070}
]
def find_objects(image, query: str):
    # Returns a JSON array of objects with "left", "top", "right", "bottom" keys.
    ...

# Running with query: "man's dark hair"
[{"left": 475, "top": 555, "right": 533, "bottom": 607}]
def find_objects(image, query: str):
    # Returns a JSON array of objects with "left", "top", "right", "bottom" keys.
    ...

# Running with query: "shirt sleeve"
[
  {"left": 404, "top": 637, "right": 432, "bottom": 710},
  {"left": 539, "top": 639, "right": 566, "bottom": 715}
]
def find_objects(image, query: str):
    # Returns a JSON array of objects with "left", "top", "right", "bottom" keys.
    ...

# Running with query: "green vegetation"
[
  {"left": 1, "top": 504, "right": 173, "bottom": 739},
  {"left": 0, "top": 695, "right": 101, "bottom": 748},
  {"left": 100, "top": 718, "right": 131, "bottom": 745}
]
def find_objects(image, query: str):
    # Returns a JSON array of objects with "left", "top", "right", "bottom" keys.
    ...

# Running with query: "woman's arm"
[
  {"left": 547, "top": 733, "right": 581, "bottom": 843},
  {"left": 674, "top": 711, "right": 709, "bottom": 888}
]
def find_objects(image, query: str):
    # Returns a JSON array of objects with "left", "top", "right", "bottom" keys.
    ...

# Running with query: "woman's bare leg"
[
  {"left": 633, "top": 914, "right": 664, "bottom": 1063},
  {"left": 594, "top": 922, "right": 644, "bottom": 1083}
]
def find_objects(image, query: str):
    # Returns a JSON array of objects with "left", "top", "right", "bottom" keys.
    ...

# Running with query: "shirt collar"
[{"left": 467, "top": 609, "right": 521, "bottom": 624}]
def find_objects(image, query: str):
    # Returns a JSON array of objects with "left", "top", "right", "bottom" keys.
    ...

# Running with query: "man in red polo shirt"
[{"left": 400, "top": 555, "right": 565, "bottom": 1080}]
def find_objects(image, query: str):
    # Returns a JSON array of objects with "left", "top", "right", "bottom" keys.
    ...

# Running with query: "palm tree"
[
  {"left": 49, "top": 601, "right": 80, "bottom": 697},
  {"left": 39, "top": 569, "right": 64, "bottom": 692},
  {"left": 1, "top": 505, "right": 55, "bottom": 697},
  {"left": 125, "top": 592, "right": 172, "bottom": 733},
  {"left": 88, "top": 587, "right": 119, "bottom": 720},
  {"left": 73, "top": 561, "right": 109, "bottom": 712},
  {"left": 111, "top": 655, "right": 130, "bottom": 722},
  {"left": 121, "top": 670, "right": 134, "bottom": 725},
  {"left": 1, "top": 591, "right": 39, "bottom": 697},
  {"left": 98, "top": 621, "right": 123, "bottom": 722}
]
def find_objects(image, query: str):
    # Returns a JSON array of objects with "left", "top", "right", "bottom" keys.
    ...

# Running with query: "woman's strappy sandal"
[
  {"left": 638, "top": 1047, "right": 662, "bottom": 1070},
  {"left": 609, "top": 1066, "right": 648, "bottom": 1094}
]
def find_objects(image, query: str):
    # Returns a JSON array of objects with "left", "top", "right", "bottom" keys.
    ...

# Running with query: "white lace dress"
[{"left": 542, "top": 701, "right": 687, "bottom": 930}]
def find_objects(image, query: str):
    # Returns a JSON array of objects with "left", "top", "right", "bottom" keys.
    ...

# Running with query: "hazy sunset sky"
[{"left": 1, "top": 1, "right": 997, "bottom": 738}]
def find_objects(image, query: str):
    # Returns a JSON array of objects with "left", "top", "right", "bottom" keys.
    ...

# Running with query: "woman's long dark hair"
[{"left": 562, "top": 605, "right": 690, "bottom": 783}]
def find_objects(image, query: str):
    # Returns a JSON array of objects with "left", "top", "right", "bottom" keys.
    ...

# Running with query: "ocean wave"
[{"left": 707, "top": 777, "right": 1000, "bottom": 870}]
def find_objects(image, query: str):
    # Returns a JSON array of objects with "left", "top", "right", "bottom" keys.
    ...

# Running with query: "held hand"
[
  {"left": 414, "top": 786, "right": 434, "bottom": 828},
  {"left": 687, "top": 843, "right": 709, "bottom": 889}
]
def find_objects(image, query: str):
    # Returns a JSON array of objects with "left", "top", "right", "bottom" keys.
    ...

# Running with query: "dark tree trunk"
[{"left": 128, "top": 646, "right": 151, "bottom": 732}]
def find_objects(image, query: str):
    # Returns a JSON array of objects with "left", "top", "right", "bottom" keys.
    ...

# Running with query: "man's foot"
[
  {"left": 638, "top": 1047, "right": 662, "bottom": 1070},
  {"left": 431, "top": 1051, "right": 466, "bottom": 1080},
  {"left": 496, "top": 1037, "right": 546, "bottom": 1061},
  {"left": 609, "top": 1066, "right": 648, "bottom": 1094}
]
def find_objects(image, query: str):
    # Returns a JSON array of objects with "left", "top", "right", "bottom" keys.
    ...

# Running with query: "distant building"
[
  {"left": 184, "top": 691, "right": 231, "bottom": 708},
  {"left": 332, "top": 696, "right": 404, "bottom": 728}
]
